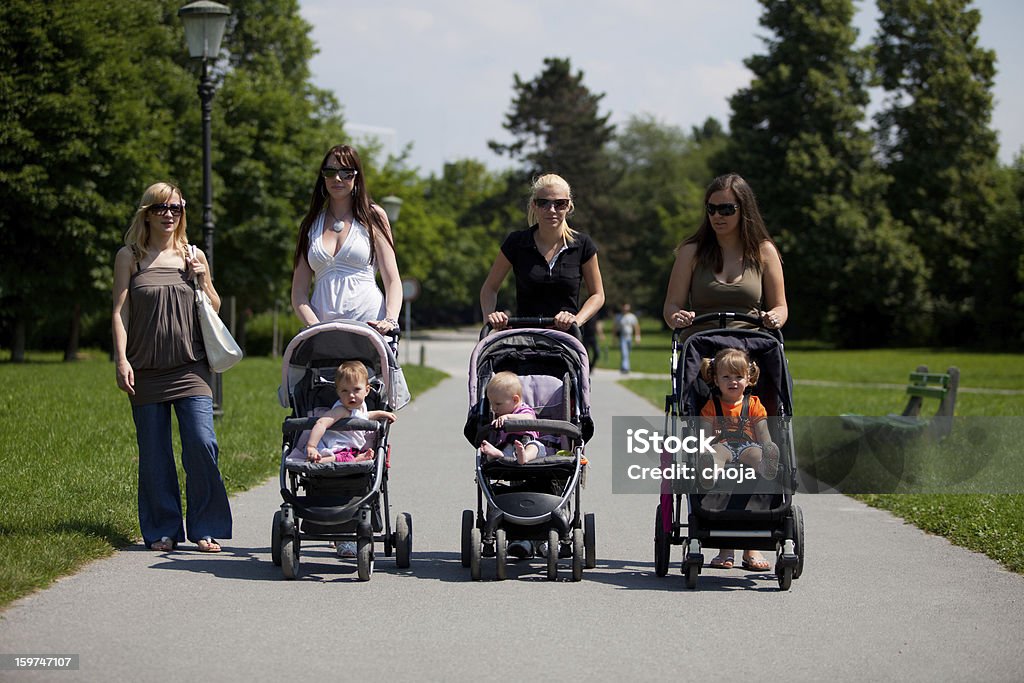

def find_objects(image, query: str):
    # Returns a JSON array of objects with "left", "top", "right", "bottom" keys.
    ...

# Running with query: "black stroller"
[
  {"left": 461, "top": 319, "right": 596, "bottom": 581},
  {"left": 272, "top": 320, "right": 412, "bottom": 581},
  {"left": 655, "top": 313, "right": 804, "bottom": 590}
]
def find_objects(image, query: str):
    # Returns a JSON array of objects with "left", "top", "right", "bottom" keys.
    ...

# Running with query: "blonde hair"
[
  {"left": 526, "top": 173, "right": 578, "bottom": 243},
  {"left": 699, "top": 348, "right": 760, "bottom": 386},
  {"left": 486, "top": 371, "right": 522, "bottom": 400},
  {"left": 335, "top": 360, "right": 370, "bottom": 391},
  {"left": 123, "top": 182, "right": 189, "bottom": 262}
]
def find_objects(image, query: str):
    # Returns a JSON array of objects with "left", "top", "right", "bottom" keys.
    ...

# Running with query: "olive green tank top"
[
  {"left": 680, "top": 261, "right": 763, "bottom": 340},
  {"left": 126, "top": 267, "right": 211, "bottom": 406}
]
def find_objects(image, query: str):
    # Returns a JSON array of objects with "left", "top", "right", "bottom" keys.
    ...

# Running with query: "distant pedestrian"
[{"left": 615, "top": 303, "right": 640, "bottom": 374}]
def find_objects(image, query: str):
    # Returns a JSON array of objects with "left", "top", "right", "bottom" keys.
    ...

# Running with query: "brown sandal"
[
  {"left": 196, "top": 537, "right": 222, "bottom": 553},
  {"left": 150, "top": 537, "right": 176, "bottom": 552}
]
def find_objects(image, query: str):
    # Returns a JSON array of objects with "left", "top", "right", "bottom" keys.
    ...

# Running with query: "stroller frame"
[
  {"left": 461, "top": 320, "right": 596, "bottom": 581},
  {"left": 271, "top": 320, "right": 412, "bottom": 581},
  {"left": 655, "top": 313, "right": 805, "bottom": 590}
]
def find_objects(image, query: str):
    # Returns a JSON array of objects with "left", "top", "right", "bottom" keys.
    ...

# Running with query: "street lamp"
[
  {"left": 179, "top": 0, "right": 230, "bottom": 414},
  {"left": 380, "top": 195, "right": 403, "bottom": 224}
]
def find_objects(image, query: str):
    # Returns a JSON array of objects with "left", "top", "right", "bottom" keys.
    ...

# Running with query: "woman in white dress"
[{"left": 291, "top": 144, "right": 402, "bottom": 333}]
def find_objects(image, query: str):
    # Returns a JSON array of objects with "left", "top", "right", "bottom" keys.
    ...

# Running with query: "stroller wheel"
[
  {"left": 777, "top": 565, "right": 793, "bottom": 591},
  {"left": 395, "top": 512, "right": 412, "bottom": 569},
  {"left": 469, "top": 527, "right": 482, "bottom": 581},
  {"left": 584, "top": 512, "right": 597, "bottom": 569},
  {"left": 271, "top": 511, "right": 282, "bottom": 567},
  {"left": 684, "top": 562, "right": 699, "bottom": 589},
  {"left": 494, "top": 528, "right": 507, "bottom": 581},
  {"left": 357, "top": 536, "right": 374, "bottom": 581},
  {"left": 546, "top": 529, "right": 559, "bottom": 581},
  {"left": 793, "top": 505, "right": 805, "bottom": 579},
  {"left": 571, "top": 528, "right": 584, "bottom": 581},
  {"left": 281, "top": 534, "right": 299, "bottom": 580},
  {"left": 654, "top": 504, "right": 670, "bottom": 577},
  {"left": 461, "top": 510, "right": 474, "bottom": 568}
]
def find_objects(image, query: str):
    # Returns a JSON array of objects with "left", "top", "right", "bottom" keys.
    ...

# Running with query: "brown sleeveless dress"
[
  {"left": 680, "top": 261, "right": 764, "bottom": 340},
  {"left": 126, "top": 267, "right": 211, "bottom": 406}
]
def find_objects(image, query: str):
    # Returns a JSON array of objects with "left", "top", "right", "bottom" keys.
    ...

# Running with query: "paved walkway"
[{"left": 2, "top": 330, "right": 1022, "bottom": 681}]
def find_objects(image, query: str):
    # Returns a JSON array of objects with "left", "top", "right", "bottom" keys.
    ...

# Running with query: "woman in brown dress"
[
  {"left": 112, "top": 182, "right": 232, "bottom": 553},
  {"left": 662, "top": 172, "right": 787, "bottom": 571}
]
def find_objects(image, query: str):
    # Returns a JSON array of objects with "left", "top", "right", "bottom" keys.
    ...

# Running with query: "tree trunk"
[
  {"left": 12, "top": 318, "right": 26, "bottom": 363},
  {"left": 64, "top": 301, "right": 81, "bottom": 361}
]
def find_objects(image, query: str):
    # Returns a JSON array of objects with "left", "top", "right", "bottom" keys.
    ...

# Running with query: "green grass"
[
  {"left": 615, "top": 320, "right": 1024, "bottom": 574},
  {"left": 0, "top": 351, "right": 446, "bottom": 607}
]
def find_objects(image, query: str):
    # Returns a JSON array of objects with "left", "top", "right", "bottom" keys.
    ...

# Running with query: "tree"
[
  {"left": 721, "top": 0, "right": 929, "bottom": 345},
  {"left": 873, "top": 0, "right": 999, "bottom": 342},
  {"left": 0, "top": 0, "right": 191, "bottom": 361},
  {"left": 609, "top": 115, "right": 727, "bottom": 313}
]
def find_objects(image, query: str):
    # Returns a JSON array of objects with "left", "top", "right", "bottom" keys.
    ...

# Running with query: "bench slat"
[
  {"left": 908, "top": 372, "right": 949, "bottom": 387},
  {"left": 906, "top": 385, "right": 948, "bottom": 400}
]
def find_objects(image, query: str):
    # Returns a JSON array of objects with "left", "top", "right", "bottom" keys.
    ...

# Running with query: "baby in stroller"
[
  {"left": 698, "top": 348, "right": 780, "bottom": 484},
  {"left": 479, "top": 371, "right": 542, "bottom": 465},
  {"left": 305, "top": 360, "right": 397, "bottom": 463}
]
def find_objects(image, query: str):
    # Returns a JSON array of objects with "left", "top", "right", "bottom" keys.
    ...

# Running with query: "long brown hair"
[
  {"left": 682, "top": 173, "right": 777, "bottom": 274},
  {"left": 292, "top": 145, "right": 394, "bottom": 268}
]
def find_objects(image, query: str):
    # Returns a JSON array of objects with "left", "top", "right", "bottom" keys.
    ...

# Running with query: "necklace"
[{"left": 326, "top": 204, "right": 349, "bottom": 233}]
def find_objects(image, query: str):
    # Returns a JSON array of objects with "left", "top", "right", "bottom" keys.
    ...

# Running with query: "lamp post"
[
  {"left": 380, "top": 195, "right": 403, "bottom": 224},
  {"left": 179, "top": 0, "right": 230, "bottom": 414}
]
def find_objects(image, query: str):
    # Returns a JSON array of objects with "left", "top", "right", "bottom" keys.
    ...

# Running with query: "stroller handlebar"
[
  {"left": 480, "top": 316, "right": 582, "bottom": 341},
  {"left": 671, "top": 312, "right": 781, "bottom": 344}
]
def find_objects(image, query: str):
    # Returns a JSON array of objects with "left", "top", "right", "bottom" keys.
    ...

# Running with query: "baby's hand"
[
  {"left": 305, "top": 448, "right": 321, "bottom": 463},
  {"left": 491, "top": 415, "right": 508, "bottom": 429}
]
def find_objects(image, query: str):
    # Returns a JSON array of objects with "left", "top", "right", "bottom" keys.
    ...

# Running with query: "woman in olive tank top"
[
  {"left": 112, "top": 182, "right": 232, "bottom": 553},
  {"left": 662, "top": 172, "right": 788, "bottom": 571}
]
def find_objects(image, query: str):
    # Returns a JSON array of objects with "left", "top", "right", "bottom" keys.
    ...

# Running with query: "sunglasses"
[
  {"left": 533, "top": 197, "right": 571, "bottom": 211},
  {"left": 321, "top": 167, "right": 358, "bottom": 180},
  {"left": 147, "top": 203, "right": 184, "bottom": 216},
  {"left": 706, "top": 202, "right": 739, "bottom": 216}
]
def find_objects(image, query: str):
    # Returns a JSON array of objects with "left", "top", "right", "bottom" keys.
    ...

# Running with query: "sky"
[{"left": 299, "top": 0, "right": 1023, "bottom": 176}]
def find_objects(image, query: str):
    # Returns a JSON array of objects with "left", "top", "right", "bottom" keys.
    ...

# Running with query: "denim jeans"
[
  {"left": 132, "top": 395, "right": 232, "bottom": 547},
  {"left": 619, "top": 336, "right": 633, "bottom": 373}
]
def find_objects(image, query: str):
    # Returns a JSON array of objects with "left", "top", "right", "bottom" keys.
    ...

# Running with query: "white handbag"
[{"left": 190, "top": 246, "right": 243, "bottom": 373}]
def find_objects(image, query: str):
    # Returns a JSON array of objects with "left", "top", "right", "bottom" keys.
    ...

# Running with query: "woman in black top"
[{"left": 480, "top": 173, "right": 605, "bottom": 331}]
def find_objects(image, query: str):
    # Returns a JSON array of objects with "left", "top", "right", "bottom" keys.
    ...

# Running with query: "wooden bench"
[
  {"left": 840, "top": 365, "right": 960, "bottom": 441},
  {"left": 898, "top": 365, "right": 959, "bottom": 425}
]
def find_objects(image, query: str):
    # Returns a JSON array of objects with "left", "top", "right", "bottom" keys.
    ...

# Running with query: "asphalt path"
[{"left": 2, "top": 331, "right": 1023, "bottom": 682}]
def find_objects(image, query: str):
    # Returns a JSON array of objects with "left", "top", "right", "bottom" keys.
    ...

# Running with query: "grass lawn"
[
  {"left": 0, "top": 351, "right": 446, "bottom": 608},
  {"left": 610, "top": 319, "right": 1024, "bottom": 574}
]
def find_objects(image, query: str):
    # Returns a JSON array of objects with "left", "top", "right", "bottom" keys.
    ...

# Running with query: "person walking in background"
[
  {"left": 480, "top": 173, "right": 605, "bottom": 333},
  {"left": 615, "top": 303, "right": 640, "bottom": 374},
  {"left": 291, "top": 144, "right": 402, "bottom": 335},
  {"left": 112, "top": 182, "right": 232, "bottom": 553}
]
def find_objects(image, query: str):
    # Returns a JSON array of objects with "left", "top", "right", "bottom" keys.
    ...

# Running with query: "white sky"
[{"left": 300, "top": 0, "right": 1023, "bottom": 176}]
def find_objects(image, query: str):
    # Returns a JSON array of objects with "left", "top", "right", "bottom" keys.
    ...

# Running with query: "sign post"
[{"left": 401, "top": 278, "right": 420, "bottom": 364}]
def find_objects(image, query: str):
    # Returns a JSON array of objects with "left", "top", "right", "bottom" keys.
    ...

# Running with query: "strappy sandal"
[
  {"left": 741, "top": 553, "right": 770, "bottom": 571},
  {"left": 196, "top": 537, "right": 222, "bottom": 553},
  {"left": 709, "top": 552, "right": 735, "bottom": 569},
  {"left": 150, "top": 537, "right": 176, "bottom": 552}
]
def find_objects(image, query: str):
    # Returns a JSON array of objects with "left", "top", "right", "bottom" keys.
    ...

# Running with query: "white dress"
[{"left": 307, "top": 211, "right": 386, "bottom": 322}]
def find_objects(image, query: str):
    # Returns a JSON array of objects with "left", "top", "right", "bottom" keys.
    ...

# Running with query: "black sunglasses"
[
  {"left": 706, "top": 202, "right": 739, "bottom": 216},
  {"left": 321, "top": 166, "right": 358, "bottom": 180},
  {"left": 147, "top": 203, "right": 184, "bottom": 216},
  {"left": 534, "top": 197, "right": 571, "bottom": 211}
]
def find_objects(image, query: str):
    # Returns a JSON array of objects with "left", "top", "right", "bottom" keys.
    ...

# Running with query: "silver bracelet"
[{"left": 383, "top": 317, "right": 398, "bottom": 327}]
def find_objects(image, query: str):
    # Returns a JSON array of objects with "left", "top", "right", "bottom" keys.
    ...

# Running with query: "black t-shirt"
[{"left": 500, "top": 226, "right": 598, "bottom": 317}]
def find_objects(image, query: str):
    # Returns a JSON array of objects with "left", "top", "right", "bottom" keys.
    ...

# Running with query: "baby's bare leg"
[
  {"left": 514, "top": 440, "right": 541, "bottom": 465},
  {"left": 480, "top": 440, "right": 504, "bottom": 459}
]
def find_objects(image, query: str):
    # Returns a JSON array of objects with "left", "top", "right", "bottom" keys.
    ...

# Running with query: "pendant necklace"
[{"left": 327, "top": 204, "right": 348, "bottom": 233}]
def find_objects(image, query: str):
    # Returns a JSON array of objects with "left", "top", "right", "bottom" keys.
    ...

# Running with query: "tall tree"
[
  {"left": 488, "top": 58, "right": 622, "bottom": 305},
  {"left": 721, "top": 0, "right": 929, "bottom": 345},
  {"left": 873, "top": 0, "right": 999, "bottom": 342},
  {"left": 0, "top": 0, "right": 191, "bottom": 361},
  {"left": 609, "top": 115, "right": 727, "bottom": 313}
]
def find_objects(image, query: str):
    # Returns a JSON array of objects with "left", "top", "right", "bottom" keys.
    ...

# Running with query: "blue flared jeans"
[
  {"left": 132, "top": 395, "right": 232, "bottom": 547},
  {"left": 619, "top": 336, "right": 633, "bottom": 373}
]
